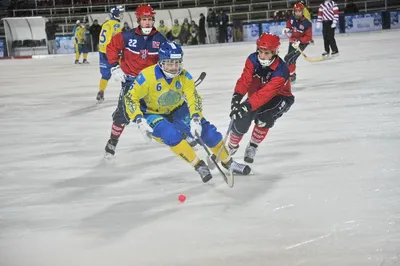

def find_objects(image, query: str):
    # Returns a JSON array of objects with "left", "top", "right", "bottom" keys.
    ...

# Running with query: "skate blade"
[{"left": 104, "top": 152, "right": 115, "bottom": 160}]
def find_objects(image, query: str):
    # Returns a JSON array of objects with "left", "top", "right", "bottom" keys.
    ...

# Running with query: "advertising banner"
[
  {"left": 345, "top": 12, "right": 382, "bottom": 33},
  {"left": 390, "top": 11, "right": 400, "bottom": 29},
  {"left": 0, "top": 40, "right": 4, "bottom": 57},
  {"left": 261, "top": 21, "right": 287, "bottom": 38},
  {"left": 56, "top": 36, "right": 75, "bottom": 54},
  {"left": 243, "top": 23, "right": 260, "bottom": 42}
]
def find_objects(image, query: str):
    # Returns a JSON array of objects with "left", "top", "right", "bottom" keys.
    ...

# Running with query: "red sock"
[
  {"left": 228, "top": 132, "right": 243, "bottom": 147},
  {"left": 250, "top": 125, "right": 269, "bottom": 146},
  {"left": 110, "top": 122, "right": 125, "bottom": 139},
  {"left": 288, "top": 64, "right": 296, "bottom": 76}
]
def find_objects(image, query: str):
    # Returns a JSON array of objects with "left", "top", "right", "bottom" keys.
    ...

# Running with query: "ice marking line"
[
  {"left": 272, "top": 204, "right": 294, "bottom": 211},
  {"left": 285, "top": 233, "right": 332, "bottom": 250}
]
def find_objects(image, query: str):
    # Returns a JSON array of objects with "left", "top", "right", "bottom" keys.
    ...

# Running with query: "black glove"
[
  {"left": 229, "top": 101, "right": 251, "bottom": 120},
  {"left": 231, "top": 93, "right": 244, "bottom": 111}
]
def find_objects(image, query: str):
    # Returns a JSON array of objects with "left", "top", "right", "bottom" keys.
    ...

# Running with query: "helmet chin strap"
[
  {"left": 258, "top": 55, "right": 276, "bottom": 67},
  {"left": 159, "top": 62, "right": 182, "bottom": 79},
  {"left": 141, "top": 27, "right": 152, "bottom": 35}
]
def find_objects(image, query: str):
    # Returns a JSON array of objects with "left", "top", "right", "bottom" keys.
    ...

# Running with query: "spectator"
[
  {"left": 198, "top": 13, "right": 206, "bottom": 44},
  {"left": 232, "top": 20, "right": 243, "bottom": 42},
  {"left": 89, "top": 19, "right": 101, "bottom": 52},
  {"left": 217, "top": 10, "right": 228, "bottom": 43},
  {"left": 181, "top": 18, "right": 190, "bottom": 44},
  {"left": 344, "top": 1, "right": 358, "bottom": 14},
  {"left": 157, "top": 20, "right": 169, "bottom": 37},
  {"left": 206, "top": 8, "right": 217, "bottom": 44},
  {"left": 45, "top": 18, "right": 58, "bottom": 54},
  {"left": 170, "top": 19, "right": 183, "bottom": 44},
  {"left": 122, "top": 22, "right": 131, "bottom": 32},
  {"left": 188, "top": 21, "right": 199, "bottom": 45}
]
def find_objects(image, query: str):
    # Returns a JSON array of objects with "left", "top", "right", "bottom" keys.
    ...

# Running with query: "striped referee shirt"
[{"left": 317, "top": 0, "right": 339, "bottom": 24}]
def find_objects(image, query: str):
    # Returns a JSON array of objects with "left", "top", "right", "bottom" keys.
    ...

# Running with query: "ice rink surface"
[{"left": 1, "top": 30, "right": 400, "bottom": 266}]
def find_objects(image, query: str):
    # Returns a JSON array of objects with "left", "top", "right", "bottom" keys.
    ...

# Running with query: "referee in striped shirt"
[{"left": 316, "top": 0, "right": 339, "bottom": 56}]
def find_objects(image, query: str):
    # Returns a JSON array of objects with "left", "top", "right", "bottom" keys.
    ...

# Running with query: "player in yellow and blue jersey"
[
  {"left": 96, "top": 6, "right": 124, "bottom": 102},
  {"left": 74, "top": 22, "right": 89, "bottom": 64},
  {"left": 123, "top": 42, "right": 251, "bottom": 182}
]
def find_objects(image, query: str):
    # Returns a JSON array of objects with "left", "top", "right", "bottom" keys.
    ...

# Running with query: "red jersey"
[
  {"left": 234, "top": 53, "right": 292, "bottom": 111},
  {"left": 106, "top": 27, "right": 167, "bottom": 76},
  {"left": 286, "top": 16, "right": 312, "bottom": 44}
]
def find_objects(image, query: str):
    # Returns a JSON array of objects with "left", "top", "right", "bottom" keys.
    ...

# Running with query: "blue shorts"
[
  {"left": 78, "top": 44, "right": 88, "bottom": 54},
  {"left": 145, "top": 103, "right": 222, "bottom": 147},
  {"left": 99, "top": 52, "right": 112, "bottom": 80}
]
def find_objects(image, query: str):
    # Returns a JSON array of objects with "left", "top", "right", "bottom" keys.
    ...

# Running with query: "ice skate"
[
  {"left": 290, "top": 73, "right": 297, "bottom": 84},
  {"left": 244, "top": 143, "right": 258, "bottom": 163},
  {"left": 194, "top": 160, "right": 212, "bottom": 183},
  {"left": 96, "top": 91, "right": 104, "bottom": 103},
  {"left": 104, "top": 138, "right": 118, "bottom": 158},
  {"left": 222, "top": 158, "right": 251, "bottom": 175},
  {"left": 227, "top": 143, "right": 239, "bottom": 156}
]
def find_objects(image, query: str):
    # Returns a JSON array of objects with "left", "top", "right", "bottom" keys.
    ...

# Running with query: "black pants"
[
  {"left": 232, "top": 96, "right": 295, "bottom": 136},
  {"left": 322, "top": 21, "right": 339, "bottom": 53},
  {"left": 218, "top": 26, "right": 227, "bottom": 43},
  {"left": 284, "top": 43, "right": 308, "bottom": 65}
]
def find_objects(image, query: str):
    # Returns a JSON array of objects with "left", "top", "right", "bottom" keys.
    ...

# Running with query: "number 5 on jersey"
[{"left": 100, "top": 29, "right": 107, "bottom": 44}]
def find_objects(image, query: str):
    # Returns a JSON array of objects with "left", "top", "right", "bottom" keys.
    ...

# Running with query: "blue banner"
[
  {"left": 0, "top": 40, "right": 4, "bottom": 57},
  {"left": 390, "top": 11, "right": 400, "bottom": 29},
  {"left": 311, "top": 19, "right": 340, "bottom": 36},
  {"left": 56, "top": 36, "right": 75, "bottom": 54},
  {"left": 261, "top": 21, "right": 287, "bottom": 38},
  {"left": 243, "top": 23, "right": 259, "bottom": 42},
  {"left": 345, "top": 12, "right": 382, "bottom": 33},
  {"left": 227, "top": 25, "right": 233, "bottom": 42},
  {"left": 260, "top": 19, "right": 339, "bottom": 39}
]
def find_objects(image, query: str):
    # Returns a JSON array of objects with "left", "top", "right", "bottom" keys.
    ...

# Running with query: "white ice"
[{"left": 1, "top": 30, "right": 400, "bottom": 266}]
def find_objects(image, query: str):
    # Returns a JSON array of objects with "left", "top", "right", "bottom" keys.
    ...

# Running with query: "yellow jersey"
[
  {"left": 303, "top": 7, "right": 311, "bottom": 22},
  {"left": 98, "top": 18, "right": 121, "bottom": 53},
  {"left": 157, "top": 25, "right": 169, "bottom": 37},
  {"left": 74, "top": 26, "right": 86, "bottom": 44},
  {"left": 124, "top": 64, "right": 203, "bottom": 121}
]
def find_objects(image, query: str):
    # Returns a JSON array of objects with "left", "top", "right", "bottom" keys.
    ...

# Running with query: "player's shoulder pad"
[
  {"left": 184, "top": 70, "right": 193, "bottom": 80},
  {"left": 273, "top": 57, "right": 290, "bottom": 78},
  {"left": 135, "top": 72, "right": 146, "bottom": 85},
  {"left": 248, "top": 52, "right": 259, "bottom": 67},
  {"left": 303, "top": 18, "right": 312, "bottom": 28},
  {"left": 113, "top": 22, "right": 121, "bottom": 29},
  {"left": 154, "top": 31, "right": 168, "bottom": 42}
]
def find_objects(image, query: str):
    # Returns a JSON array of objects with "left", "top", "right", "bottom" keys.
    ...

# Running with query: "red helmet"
[
  {"left": 256, "top": 33, "right": 280, "bottom": 53},
  {"left": 294, "top": 3, "right": 304, "bottom": 11},
  {"left": 135, "top": 5, "right": 156, "bottom": 20}
]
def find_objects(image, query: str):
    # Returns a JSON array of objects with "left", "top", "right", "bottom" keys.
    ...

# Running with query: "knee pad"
[
  {"left": 255, "top": 117, "right": 274, "bottom": 128},
  {"left": 231, "top": 115, "right": 253, "bottom": 136},
  {"left": 200, "top": 119, "right": 222, "bottom": 148},
  {"left": 152, "top": 119, "right": 183, "bottom": 146}
]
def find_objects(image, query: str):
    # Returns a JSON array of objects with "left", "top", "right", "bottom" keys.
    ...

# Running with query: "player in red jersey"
[
  {"left": 104, "top": 5, "right": 168, "bottom": 157},
  {"left": 227, "top": 33, "right": 295, "bottom": 164},
  {"left": 282, "top": 3, "right": 312, "bottom": 83}
]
